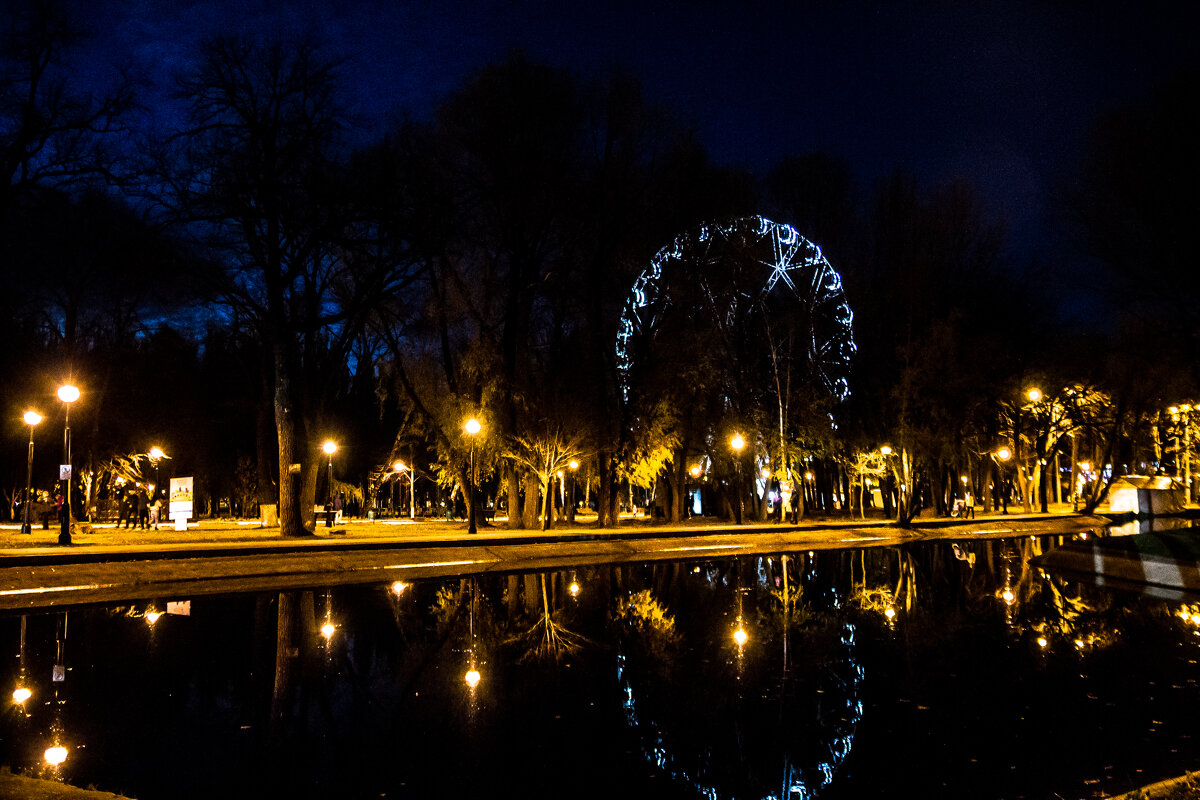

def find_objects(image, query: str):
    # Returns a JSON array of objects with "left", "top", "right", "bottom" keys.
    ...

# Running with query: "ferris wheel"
[{"left": 616, "top": 215, "right": 856, "bottom": 401}]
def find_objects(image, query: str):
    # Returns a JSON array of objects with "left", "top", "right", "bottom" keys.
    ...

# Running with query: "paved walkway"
[{"left": 0, "top": 503, "right": 1102, "bottom": 564}]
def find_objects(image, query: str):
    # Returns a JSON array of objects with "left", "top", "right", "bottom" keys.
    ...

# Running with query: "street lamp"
[
  {"left": 394, "top": 460, "right": 416, "bottom": 519},
  {"left": 148, "top": 445, "right": 164, "bottom": 488},
  {"left": 21, "top": 411, "right": 42, "bottom": 535},
  {"left": 56, "top": 385, "right": 79, "bottom": 546},
  {"left": 995, "top": 447, "right": 1012, "bottom": 514},
  {"left": 465, "top": 418, "right": 481, "bottom": 534},
  {"left": 323, "top": 440, "right": 337, "bottom": 526},
  {"left": 730, "top": 433, "right": 746, "bottom": 524},
  {"left": 566, "top": 458, "right": 579, "bottom": 523}
]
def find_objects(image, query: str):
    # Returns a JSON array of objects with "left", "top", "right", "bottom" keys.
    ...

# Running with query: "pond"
[{"left": 2, "top": 529, "right": 1199, "bottom": 799}]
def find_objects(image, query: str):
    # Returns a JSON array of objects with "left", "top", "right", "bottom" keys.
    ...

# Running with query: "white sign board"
[{"left": 170, "top": 477, "right": 194, "bottom": 531}]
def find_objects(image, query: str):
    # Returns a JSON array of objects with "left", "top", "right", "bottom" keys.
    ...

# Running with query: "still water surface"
[{"left": 2, "top": 530, "right": 1199, "bottom": 799}]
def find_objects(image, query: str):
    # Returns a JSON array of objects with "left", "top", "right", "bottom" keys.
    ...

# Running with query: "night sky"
[{"left": 78, "top": 0, "right": 1199, "bottom": 262}]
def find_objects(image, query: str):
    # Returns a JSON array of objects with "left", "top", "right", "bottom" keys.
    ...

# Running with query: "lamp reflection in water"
[
  {"left": 464, "top": 578, "right": 482, "bottom": 716},
  {"left": 44, "top": 744, "right": 68, "bottom": 767},
  {"left": 320, "top": 590, "right": 336, "bottom": 641},
  {"left": 13, "top": 615, "right": 31, "bottom": 711},
  {"left": 44, "top": 611, "right": 70, "bottom": 773}
]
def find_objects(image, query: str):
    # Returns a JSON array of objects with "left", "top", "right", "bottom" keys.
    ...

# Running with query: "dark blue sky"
[{"left": 83, "top": 0, "right": 1198, "bottom": 261}]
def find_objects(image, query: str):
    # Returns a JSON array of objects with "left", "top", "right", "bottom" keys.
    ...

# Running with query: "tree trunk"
[
  {"left": 274, "top": 345, "right": 307, "bottom": 537},
  {"left": 522, "top": 469, "right": 540, "bottom": 529},
  {"left": 505, "top": 462, "right": 522, "bottom": 529},
  {"left": 302, "top": 447, "right": 320, "bottom": 532},
  {"left": 597, "top": 450, "right": 619, "bottom": 527}
]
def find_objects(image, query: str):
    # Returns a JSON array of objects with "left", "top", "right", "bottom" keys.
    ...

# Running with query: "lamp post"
[
  {"left": 21, "top": 411, "right": 42, "bottom": 535},
  {"left": 322, "top": 440, "right": 337, "bottom": 527},
  {"left": 1025, "top": 388, "right": 1051, "bottom": 512},
  {"left": 995, "top": 447, "right": 1012, "bottom": 514},
  {"left": 56, "top": 385, "right": 79, "bottom": 546},
  {"left": 567, "top": 459, "right": 579, "bottom": 524},
  {"left": 148, "top": 446, "right": 164, "bottom": 501},
  {"left": 465, "top": 418, "right": 481, "bottom": 534},
  {"left": 731, "top": 433, "right": 746, "bottom": 524},
  {"left": 394, "top": 460, "right": 416, "bottom": 519}
]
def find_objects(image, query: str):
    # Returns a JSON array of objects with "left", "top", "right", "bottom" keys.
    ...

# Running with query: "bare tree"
[
  {"left": 0, "top": 0, "right": 132, "bottom": 221},
  {"left": 162, "top": 34, "right": 417, "bottom": 535}
]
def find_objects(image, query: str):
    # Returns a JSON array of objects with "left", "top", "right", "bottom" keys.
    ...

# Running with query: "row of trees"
[{"left": 2, "top": 3, "right": 1195, "bottom": 532}]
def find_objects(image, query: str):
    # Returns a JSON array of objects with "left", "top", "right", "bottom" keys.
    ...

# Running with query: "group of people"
[{"left": 118, "top": 487, "right": 162, "bottom": 530}]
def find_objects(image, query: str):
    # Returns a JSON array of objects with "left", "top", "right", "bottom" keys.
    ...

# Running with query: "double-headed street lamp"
[
  {"left": 465, "top": 418, "right": 481, "bottom": 534},
  {"left": 21, "top": 411, "right": 42, "bottom": 535},
  {"left": 57, "top": 385, "right": 79, "bottom": 546}
]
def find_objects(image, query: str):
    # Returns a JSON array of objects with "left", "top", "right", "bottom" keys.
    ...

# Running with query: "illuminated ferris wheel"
[{"left": 616, "top": 215, "right": 856, "bottom": 401}]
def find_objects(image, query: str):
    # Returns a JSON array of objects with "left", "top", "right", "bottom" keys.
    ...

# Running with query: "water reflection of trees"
[{"left": 0, "top": 536, "right": 1184, "bottom": 798}]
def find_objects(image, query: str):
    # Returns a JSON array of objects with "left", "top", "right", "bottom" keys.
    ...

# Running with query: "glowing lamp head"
[
  {"left": 12, "top": 686, "right": 31, "bottom": 704},
  {"left": 149, "top": 446, "right": 164, "bottom": 460},
  {"left": 44, "top": 745, "right": 67, "bottom": 766},
  {"left": 568, "top": 581, "right": 581, "bottom": 597},
  {"left": 323, "top": 440, "right": 337, "bottom": 456},
  {"left": 804, "top": 472, "right": 814, "bottom": 481},
  {"left": 393, "top": 461, "right": 405, "bottom": 473},
  {"left": 1027, "top": 388, "right": 1043, "bottom": 403},
  {"left": 880, "top": 446, "right": 892, "bottom": 456},
  {"left": 1080, "top": 462, "right": 1091, "bottom": 472},
  {"left": 961, "top": 475, "right": 969, "bottom": 484},
  {"left": 997, "top": 448, "right": 1012, "bottom": 461},
  {"left": 1037, "top": 636, "right": 1048, "bottom": 648},
  {"left": 733, "top": 627, "right": 748, "bottom": 647},
  {"left": 465, "top": 418, "right": 482, "bottom": 436},
  {"left": 145, "top": 610, "right": 162, "bottom": 626},
  {"left": 57, "top": 385, "right": 79, "bottom": 404},
  {"left": 23, "top": 411, "right": 42, "bottom": 426},
  {"left": 1002, "top": 589, "right": 1015, "bottom": 605},
  {"left": 391, "top": 581, "right": 409, "bottom": 596},
  {"left": 761, "top": 468, "right": 771, "bottom": 479},
  {"left": 884, "top": 607, "right": 896, "bottom": 620},
  {"left": 730, "top": 434, "right": 745, "bottom": 452},
  {"left": 690, "top": 465, "right": 702, "bottom": 478},
  {"left": 320, "top": 622, "right": 336, "bottom": 640},
  {"left": 569, "top": 460, "right": 579, "bottom": 470},
  {"left": 465, "top": 668, "right": 481, "bottom": 688}
]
